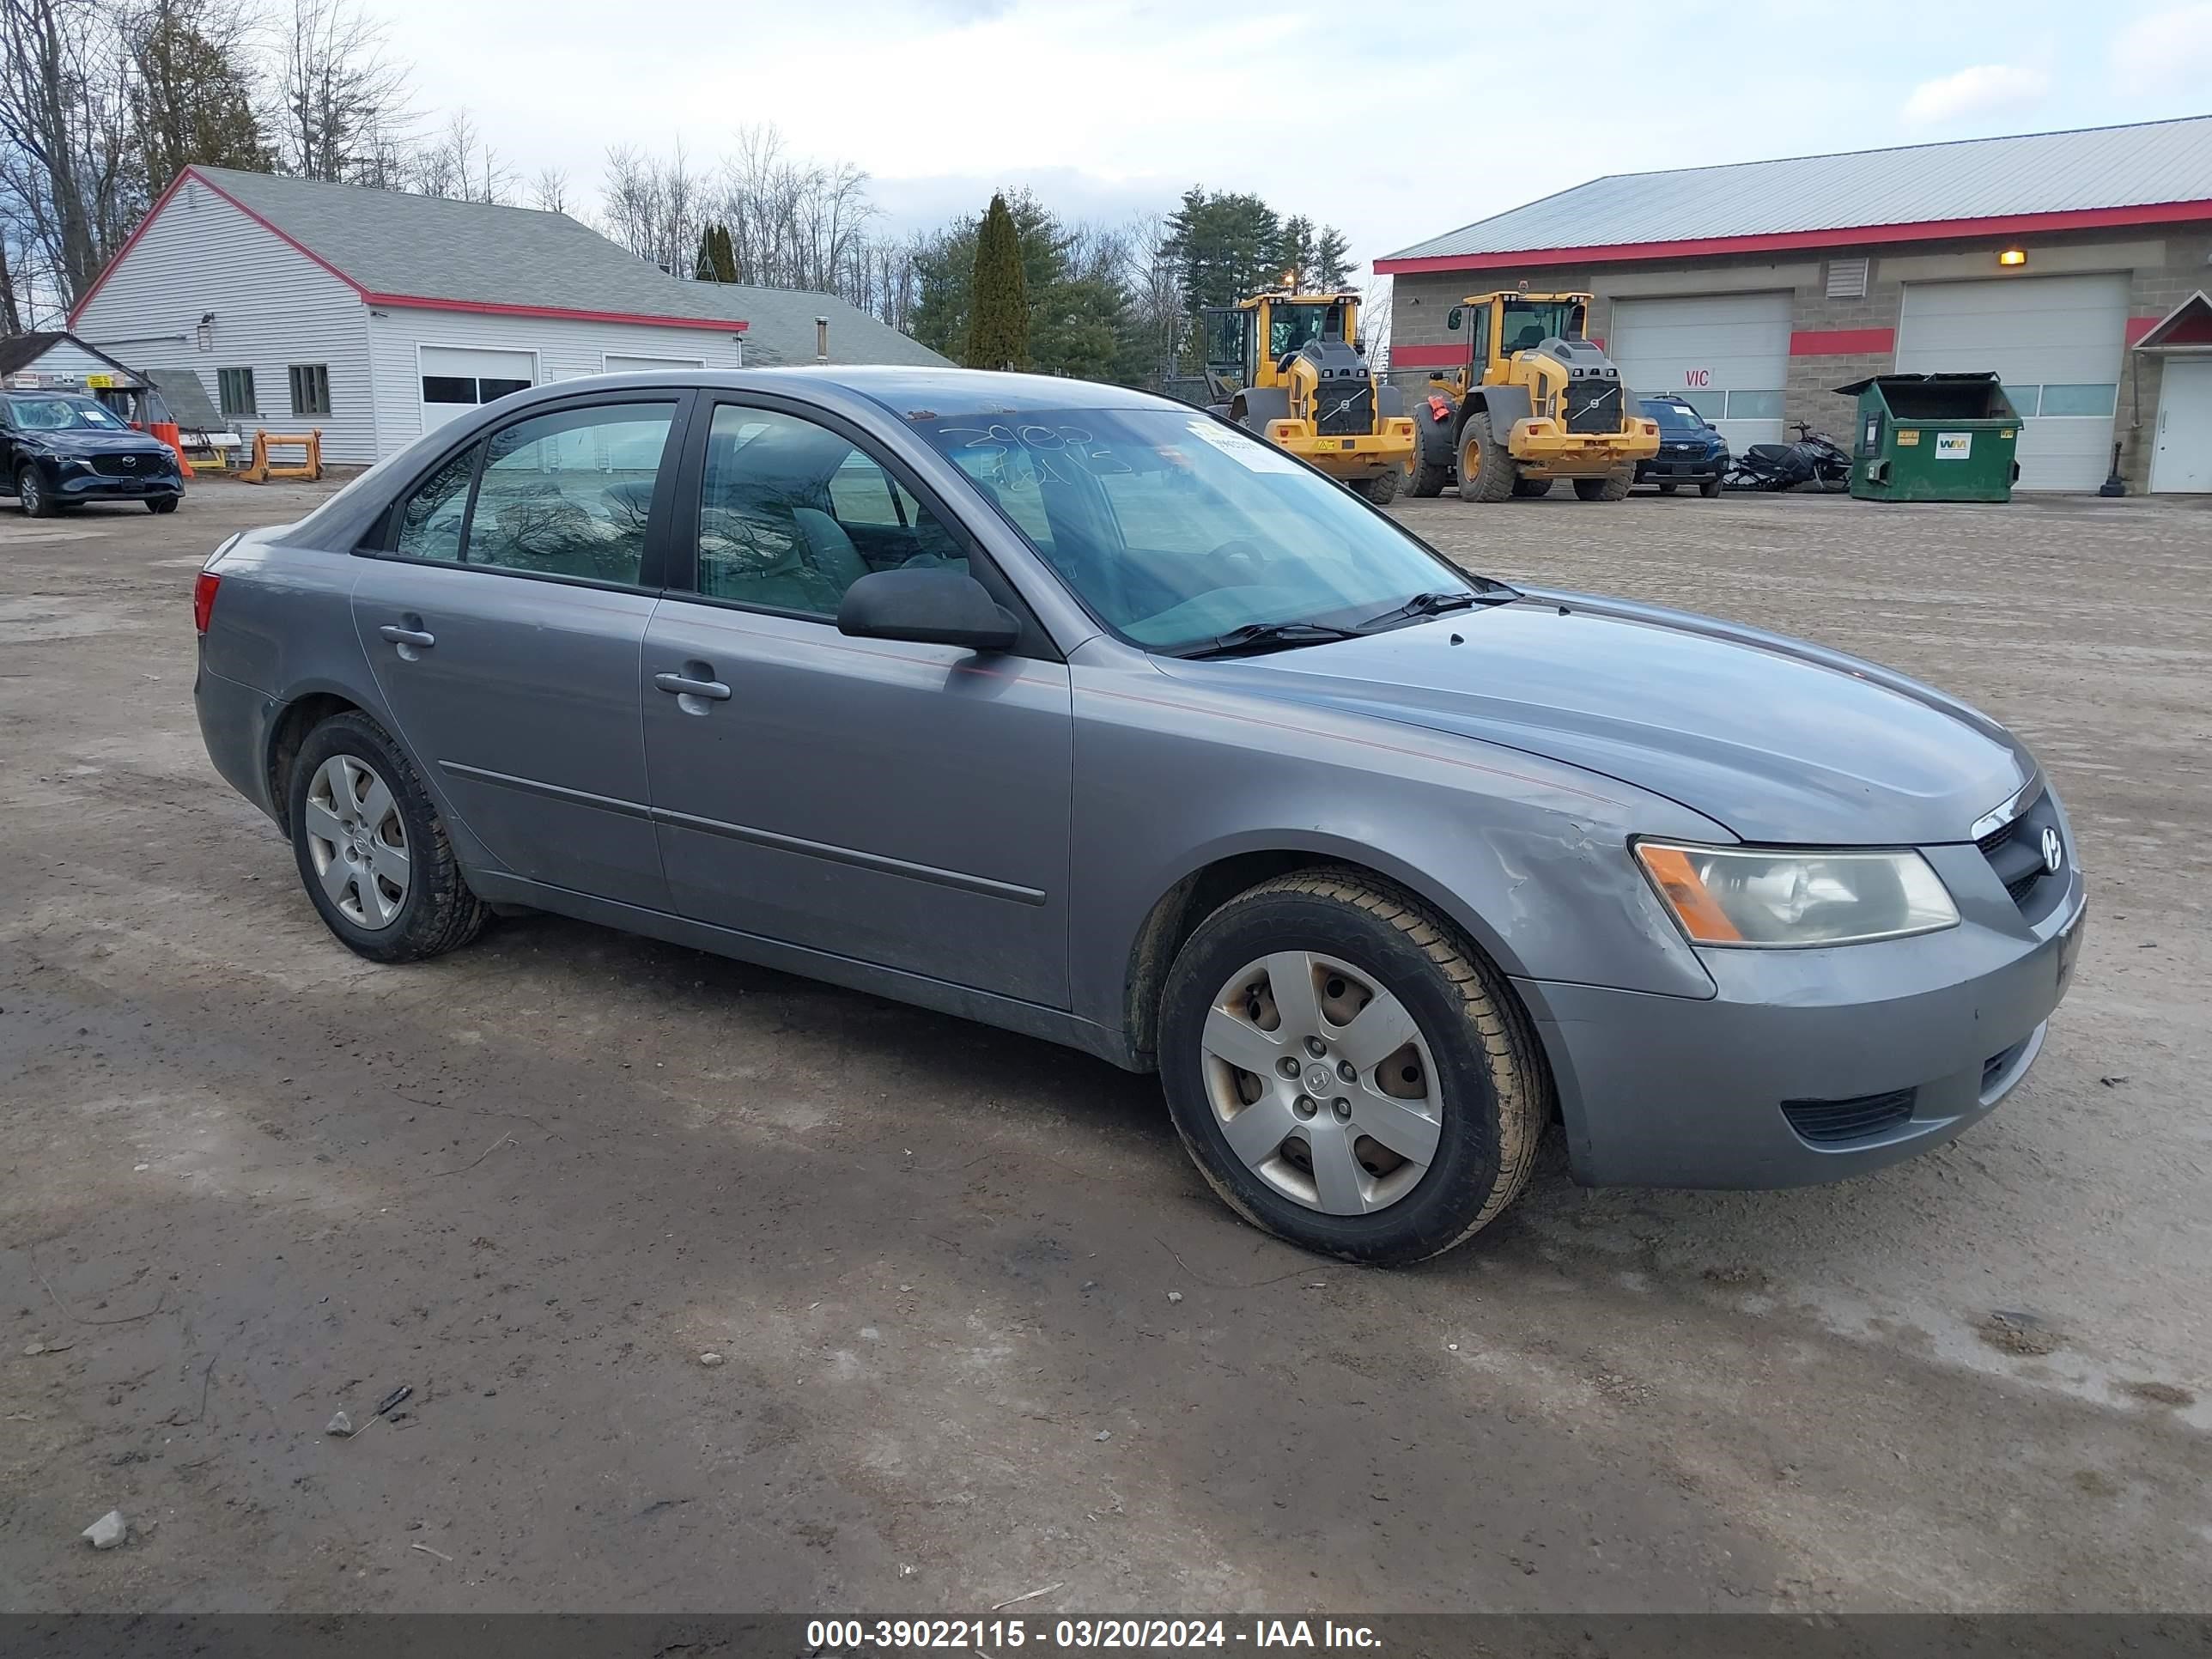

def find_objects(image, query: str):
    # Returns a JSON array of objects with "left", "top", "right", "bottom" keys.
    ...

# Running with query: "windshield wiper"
[
  {"left": 1354, "top": 589, "right": 1482, "bottom": 632},
  {"left": 1179, "top": 620, "right": 1363, "bottom": 659}
]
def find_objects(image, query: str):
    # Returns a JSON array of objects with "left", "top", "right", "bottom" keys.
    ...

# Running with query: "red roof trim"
[
  {"left": 70, "top": 165, "right": 748, "bottom": 335},
  {"left": 1372, "top": 198, "right": 2212, "bottom": 275},
  {"left": 1790, "top": 327, "right": 1895, "bottom": 356},
  {"left": 365, "top": 293, "right": 747, "bottom": 332}
]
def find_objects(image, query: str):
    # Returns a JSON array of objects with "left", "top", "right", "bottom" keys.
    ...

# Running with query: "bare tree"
[
  {"left": 271, "top": 0, "right": 412, "bottom": 185},
  {"left": 410, "top": 107, "right": 509, "bottom": 203},
  {"left": 531, "top": 163, "right": 569, "bottom": 215},
  {"left": 0, "top": 0, "right": 137, "bottom": 306},
  {"left": 599, "top": 140, "right": 704, "bottom": 273}
]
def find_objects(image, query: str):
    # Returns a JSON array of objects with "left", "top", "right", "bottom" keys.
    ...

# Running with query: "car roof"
[{"left": 763, "top": 366, "right": 1171, "bottom": 419}]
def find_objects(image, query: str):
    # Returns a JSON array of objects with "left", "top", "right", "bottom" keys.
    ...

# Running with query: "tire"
[
  {"left": 1699, "top": 477, "right": 1723, "bottom": 499},
  {"left": 16, "top": 465, "right": 54, "bottom": 518},
  {"left": 147, "top": 495, "right": 179, "bottom": 514},
  {"left": 1510, "top": 477, "right": 1553, "bottom": 498},
  {"left": 1656, "top": 480, "right": 1678, "bottom": 495},
  {"left": 1352, "top": 467, "right": 1400, "bottom": 506},
  {"left": 1158, "top": 869, "right": 1549, "bottom": 1264},
  {"left": 288, "top": 711, "right": 489, "bottom": 963},
  {"left": 1455, "top": 411, "right": 1514, "bottom": 503},
  {"left": 1407, "top": 414, "right": 1451, "bottom": 498},
  {"left": 1573, "top": 466, "right": 1632, "bottom": 501}
]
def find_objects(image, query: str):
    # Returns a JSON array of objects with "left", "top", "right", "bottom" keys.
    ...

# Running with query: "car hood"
[
  {"left": 17, "top": 428, "right": 170, "bottom": 457},
  {"left": 1161, "top": 592, "right": 2031, "bottom": 845}
]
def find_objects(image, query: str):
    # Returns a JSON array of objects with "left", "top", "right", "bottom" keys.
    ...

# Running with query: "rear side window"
[
  {"left": 395, "top": 448, "right": 475, "bottom": 562},
  {"left": 386, "top": 400, "right": 677, "bottom": 585}
]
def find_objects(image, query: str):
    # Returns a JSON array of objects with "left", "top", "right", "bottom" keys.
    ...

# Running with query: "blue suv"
[{"left": 1635, "top": 396, "right": 1728, "bottom": 496}]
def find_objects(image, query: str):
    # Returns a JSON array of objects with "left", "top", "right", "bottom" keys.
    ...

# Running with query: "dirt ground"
[{"left": 2, "top": 474, "right": 2208, "bottom": 1614}]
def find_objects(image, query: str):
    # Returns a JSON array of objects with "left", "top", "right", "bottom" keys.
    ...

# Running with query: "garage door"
[
  {"left": 419, "top": 346, "right": 536, "bottom": 433},
  {"left": 1896, "top": 276, "right": 2128, "bottom": 491},
  {"left": 1607, "top": 292, "right": 1792, "bottom": 451},
  {"left": 603, "top": 353, "right": 705, "bottom": 374}
]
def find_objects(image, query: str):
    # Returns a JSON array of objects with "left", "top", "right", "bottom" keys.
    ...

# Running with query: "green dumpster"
[{"left": 1836, "top": 373, "right": 2022, "bottom": 503}]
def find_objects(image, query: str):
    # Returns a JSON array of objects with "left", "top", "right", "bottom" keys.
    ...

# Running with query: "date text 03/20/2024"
[{"left": 806, "top": 1618, "right": 1383, "bottom": 1650}]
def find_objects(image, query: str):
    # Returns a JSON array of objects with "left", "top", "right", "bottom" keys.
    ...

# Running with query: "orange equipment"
[{"left": 239, "top": 428, "right": 323, "bottom": 484}]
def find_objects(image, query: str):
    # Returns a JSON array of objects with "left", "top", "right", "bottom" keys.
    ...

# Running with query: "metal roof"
[
  {"left": 1380, "top": 115, "right": 2212, "bottom": 265},
  {"left": 137, "top": 167, "right": 947, "bottom": 367}
]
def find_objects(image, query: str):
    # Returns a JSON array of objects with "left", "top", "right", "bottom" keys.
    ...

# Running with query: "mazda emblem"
[
  {"left": 2040, "top": 827, "right": 2063, "bottom": 875},
  {"left": 121, "top": 455, "right": 137, "bottom": 469}
]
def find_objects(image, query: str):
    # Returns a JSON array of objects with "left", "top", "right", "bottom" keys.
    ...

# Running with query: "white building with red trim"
[
  {"left": 70, "top": 166, "right": 948, "bottom": 465},
  {"left": 1377, "top": 117, "right": 2212, "bottom": 492}
]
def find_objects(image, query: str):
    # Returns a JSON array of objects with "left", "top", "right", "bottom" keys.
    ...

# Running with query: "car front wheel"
[
  {"left": 1158, "top": 870, "right": 1549, "bottom": 1263},
  {"left": 288, "top": 712, "right": 489, "bottom": 963},
  {"left": 16, "top": 465, "right": 54, "bottom": 518}
]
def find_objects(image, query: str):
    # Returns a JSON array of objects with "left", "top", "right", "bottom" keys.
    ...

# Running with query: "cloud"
[
  {"left": 2110, "top": 3, "right": 2212, "bottom": 94},
  {"left": 1900, "top": 63, "right": 2051, "bottom": 125}
]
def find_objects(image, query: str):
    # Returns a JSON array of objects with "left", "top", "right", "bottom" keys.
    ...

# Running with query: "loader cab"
[
  {"left": 1204, "top": 292, "right": 1362, "bottom": 391},
  {"left": 1446, "top": 293, "right": 1591, "bottom": 384}
]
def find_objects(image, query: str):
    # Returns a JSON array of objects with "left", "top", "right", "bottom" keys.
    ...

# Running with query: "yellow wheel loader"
[
  {"left": 1407, "top": 290, "right": 1659, "bottom": 502},
  {"left": 1201, "top": 289, "right": 1416, "bottom": 503}
]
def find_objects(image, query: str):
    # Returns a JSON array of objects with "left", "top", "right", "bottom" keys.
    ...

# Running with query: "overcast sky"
[{"left": 382, "top": 0, "right": 2212, "bottom": 266}]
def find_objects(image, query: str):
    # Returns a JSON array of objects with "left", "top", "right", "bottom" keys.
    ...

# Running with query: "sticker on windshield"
[
  {"left": 1185, "top": 419, "right": 1302, "bottom": 474},
  {"left": 1936, "top": 432, "right": 1972, "bottom": 459}
]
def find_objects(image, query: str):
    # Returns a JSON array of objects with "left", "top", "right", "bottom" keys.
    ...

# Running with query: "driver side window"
[{"left": 693, "top": 404, "right": 964, "bottom": 619}]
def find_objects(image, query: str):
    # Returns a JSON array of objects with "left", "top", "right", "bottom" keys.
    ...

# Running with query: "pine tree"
[
  {"left": 965, "top": 192, "right": 1029, "bottom": 372},
  {"left": 1312, "top": 226, "right": 1352, "bottom": 289},
  {"left": 693, "top": 222, "right": 738, "bottom": 283}
]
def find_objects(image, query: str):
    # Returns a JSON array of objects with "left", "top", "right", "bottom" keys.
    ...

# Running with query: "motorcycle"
[{"left": 1724, "top": 422, "right": 1851, "bottom": 492}]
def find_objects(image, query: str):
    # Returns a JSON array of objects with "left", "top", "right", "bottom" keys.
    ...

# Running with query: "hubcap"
[
  {"left": 303, "top": 755, "right": 410, "bottom": 929},
  {"left": 1199, "top": 951, "right": 1442, "bottom": 1215}
]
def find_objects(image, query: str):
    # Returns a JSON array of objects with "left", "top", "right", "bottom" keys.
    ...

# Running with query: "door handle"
[
  {"left": 654, "top": 672, "right": 732, "bottom": 701},
  {"left": 379, "top": 624, "right": 436, "bottom": 648}
]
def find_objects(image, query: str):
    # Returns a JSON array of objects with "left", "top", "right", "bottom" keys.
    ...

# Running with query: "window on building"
[
  {"left": 1676, "top": 390, "right": 1726, "bottom": 422},
  {"left": 2036, "top": 384, "right": 2118, "bottom": 418},
  {"left": 289, "top": 364, "right": 331, "bottom": 416},
  {"left": 1723, "top": 390, "right": 1784, "bottom": 422},
  {"left": 420, "top": 374, "right": 535, "bottom": 407},
  {"left": 217, "top": 368, "right": 256, "bottom": 418}
]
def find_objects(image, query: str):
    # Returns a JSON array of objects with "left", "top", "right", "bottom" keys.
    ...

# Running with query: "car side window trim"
[
  {"left": 360, "top": 389, "right": 701, "bottom": 594},
  {"left": 667, "top": 392, "right": 1061, "bottom": 663}
]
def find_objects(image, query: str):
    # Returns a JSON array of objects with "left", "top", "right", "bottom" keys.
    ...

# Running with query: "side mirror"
[
  {"left": 836, "top": 566, "right": 1019, "bottom": 653},
  {"left": 1445, "top": 307, "right": 1463, "bottom": 331}
]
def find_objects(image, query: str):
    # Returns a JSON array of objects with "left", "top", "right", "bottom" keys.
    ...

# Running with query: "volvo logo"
[{"left": 2040, "top": 827, "right": 2063, "bottom": 875}]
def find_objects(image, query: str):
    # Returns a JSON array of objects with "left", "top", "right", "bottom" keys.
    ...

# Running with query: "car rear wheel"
[
  {"left": 1699, "top": 477, "right": 1723, "bottom": 498},
  {"left": 16, "top": 465, "right": 54, "bottom": 518},
  {"left": 1573, "top": 467, "right": 1632, "bottom": 501},
  {"left": 1510, "top": 477, "right": 1553, "bottom": 498},
  {"left": 147, "top": 495, "right": 179, "bottom": 514},
  {"left": 289, "top": 712, "right": 489, "bottom": 963},
  {"left": 1158, "top": 870, "right": 1549, "bottom": 1263},
  {"left": 1656, "top": 480, "right": 1678, "bottom": 495}
]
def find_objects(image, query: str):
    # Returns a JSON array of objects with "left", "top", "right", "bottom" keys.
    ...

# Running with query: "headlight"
[{"left": 1635, "top": 842, "right": 1959, "bottom": 946}]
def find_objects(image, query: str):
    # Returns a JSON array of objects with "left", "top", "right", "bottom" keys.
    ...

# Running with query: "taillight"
[{"left": 192, "top": 570, "right": 220, "bottom": 635}]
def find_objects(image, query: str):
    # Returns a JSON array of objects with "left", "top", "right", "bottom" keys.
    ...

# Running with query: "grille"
[
  {"left": 1977, "top": 784, "right": 2060, "bottom": 915},
  {"left": 1313, "top": 377, "right": 1373, "bottom": 438},
  {"left": 1782, "top": 1088, "right": 1917, "bottom": 1145},
  {"left": 1982, "top": 1037, "right": 2031, "bottom": 1093},
  {"left": 91, "top": 453, "right": 168, "bottom": 477},
  {"left": 1564, "top": 379, "right": 1622, "bottom": 434}
]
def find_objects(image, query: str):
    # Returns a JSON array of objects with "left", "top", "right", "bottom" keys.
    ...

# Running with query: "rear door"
[
  {"left": 640, "top": 397, "right": 1073, "bottom": 1008},
  {"left": 350, "top": 392, "right": 690, "bottom": 909}
]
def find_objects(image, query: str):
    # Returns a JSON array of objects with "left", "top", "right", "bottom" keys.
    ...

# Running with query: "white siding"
[
  {"left": 71, "top": 179, "right": 378, "bottom": 462},
  {"left": 368, "top": 307, "right": 744, "bottom": 458},
  {"left": 14, "top": 337, "right": 136, "bottom": 383}
]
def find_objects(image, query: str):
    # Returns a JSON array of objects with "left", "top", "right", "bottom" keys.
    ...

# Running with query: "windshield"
[
  {"left": 8, "top": 394, "right": 128, "bottom": 432},
  {"left": 1267, "top": 303, "right": 1337, "bottom": 361},
  {"left": 915, "top": 407, "right": 1496, "bottom": 654},
  {"left": 1499, "top": 300, "right": 1581, "bottom": 354},
  {"left": 1642, "top": 398, "right": 1706, "bottom": 433}
]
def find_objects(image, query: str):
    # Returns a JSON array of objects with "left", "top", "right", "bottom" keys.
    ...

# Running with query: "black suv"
[
  {"left": 2, "top": 391, "right": 183, "bottom": 516},
  {"left": 1635, "top": 396, "right": 1728, "bottom": 496}
]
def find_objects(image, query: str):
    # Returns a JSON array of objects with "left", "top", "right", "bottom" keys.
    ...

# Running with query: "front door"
[
  {"left": 2151, "top": 357, "right": 2212, "bottom": 494},
  {"left": 641, "top": 399, "right": 1073, "bottom": 1008},
  {"left": 350, "top": 393, "right": 687, "bottom": 908}
]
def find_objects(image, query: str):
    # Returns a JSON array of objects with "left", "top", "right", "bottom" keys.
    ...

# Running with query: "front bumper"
[
  {"left": 1636, "top": 451, "right": 1726, "bottom": 482},
  {"left": 1275, "top": 421, "right": 1417, "bottom": 481},
  {"left": 1516, "top": 850, "right": 2087, "bottom": 1188},
  {"left": 55, "top": 465, "right": 183, "bottom": 502}
]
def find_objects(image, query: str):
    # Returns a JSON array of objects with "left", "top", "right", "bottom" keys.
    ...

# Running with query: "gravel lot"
[{"left": 2, "top": 476, "right": 2208, "bottom": 1613}]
